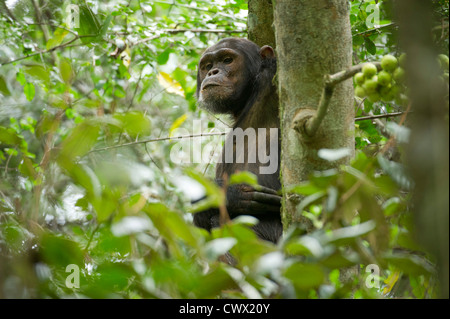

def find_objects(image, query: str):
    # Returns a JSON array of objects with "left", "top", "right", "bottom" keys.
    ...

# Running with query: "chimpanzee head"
[{"left": 196, "top": 38, "right": 275, "bottom": 117}]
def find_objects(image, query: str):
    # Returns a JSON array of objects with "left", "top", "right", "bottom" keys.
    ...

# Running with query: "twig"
[
  {"left": 127, "top": 70, "right": 143, "bottom": 111},
  {"left": 160, "top": 28, "right": 246, "bottom": 34},
  {"left": 353, "top": 23, "right": 397, "bottom": 37},
  {"left": 355, "top": 111, "right": 407, "bottom": 122},
  {"left": 132, "top": 34, "right": 162, "bottom": 47},
  {"left": 86, "top": 109, "right": 407, "bottom": 155},
  {"left": 0, "top": 34, "right": 98, "bottom": 66},
  {"left": 87, "top": 132, "right": 226, "bottom": 154}
]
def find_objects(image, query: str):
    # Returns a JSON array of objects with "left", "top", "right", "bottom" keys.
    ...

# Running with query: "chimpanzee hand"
[{"left": 225, "top": 184, "right": 281, "bottom": 217}]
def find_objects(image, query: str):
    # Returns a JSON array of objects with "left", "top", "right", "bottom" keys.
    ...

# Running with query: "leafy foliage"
[{"left": 0, "top": 0, "right": 447, "bottom": 299}]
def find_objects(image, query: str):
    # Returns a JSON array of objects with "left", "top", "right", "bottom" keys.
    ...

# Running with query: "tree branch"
[
  {"left": 355, "top": 111, "right": 407, "bottom": 122},
  {"left": 300, "top": 62, "right": 382, "bottom": 137}
]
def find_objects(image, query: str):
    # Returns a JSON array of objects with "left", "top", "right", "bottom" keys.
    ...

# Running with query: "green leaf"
[
  {"left": 1, "top": 222, "right": 31, "bottom": 251},
  {"left": 365, "top": 38, "right": 377, "bottom": 55},
  {"left": 111, "top": 216, "right": 152, "bottom": 237},
  {"left": 195, "top": 266, "right": 236, "bottom": 298},
  {"left": 113, "top": 111, "right": 151, "bottom": 138},
  {"left": 383, "top": 253, "right": 435, "bottom": 276},
  {"left": 320, "top": 249, "right": 359, "bottom": 269},
  {"left": 46, "top": 27, "right": 69, "bottom": 50},
  {"left": 99, "top": 14, "right": 112, "bottom": 38},
  {"left": 288, "top": 182, "right": 323, "bottom": 195},
  {"left": 204, "top": 238, "right": 237, "bottom": 260},
  {"left": 19, "top": 157, "right": 37, "bottom": 180},
  {"left": 377, "top": 155, "right": 413, "bottom": 190},
  {"left": 23, "top": 82, "right": 35, "bottom": 101},
  {"left": 40, "top": 233, "right": 84, "bottom": 267},
  {"left": 16, "top": 72, "right": 26, "bottom": 85},
  {"left": 318, "top": 148, "right": 352, "bottom": 162},
  {"left": 57, "top": 120, "right": 100, "bottom": 167},
  {"left": 0, "top": 75, "right": 11, "bottom": 96},
  {"left": 185, "top": 168, "right": 224, "bottom": 212},
  {"left": 59, "top": 58, "right": 73, "bottom": 84},
  {"left": 74, "top": 5, "right": 100, "bottom": 44},
  {"left": 229, "top": 171, "right": 259, "bottom": 186},
  {"left": 0, "top": 127, "right": 21, "bottom": 145},
  {"left": 157, "top": 48, "right": 172, "bottom": 65},
  {"left": 284, "top": 263, "right": 325, "bottom": 290},
  {"left": 144, "top": 203, "right": 198, "bottom": 248},
  {"left": 284, "top": 235, "right": 323, "bottom": 257},
  {"left": 382, "top": 197, "right": 402, "bottom": 216},
  {"left": 113, "top": 85, "right": 126, "bottom": 98},
  {"left": 24, "top": 64, "right": 50, "bottom": 85},
  {"left": 321, "top": 220, "right": 376, "bottom": 246},
  {"left": 95, "top": 262, "right": 136, "bottom": 290},
  {"left": 385, "top": 122, "right": 410, "bottom": 144}
]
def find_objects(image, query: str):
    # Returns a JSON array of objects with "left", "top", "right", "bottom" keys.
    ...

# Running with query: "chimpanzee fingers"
[
  {"left": 234, "top": 190, "right": 280, "bottom": 205},
  {"left": 258, "top": 186, "right": 280, "bottom": 195},
  {"left": 245, "top": 185, "right": 279, "bottom": 195},
  {"left": 251, "top": 192, "right": 281, "bottom": 206}
]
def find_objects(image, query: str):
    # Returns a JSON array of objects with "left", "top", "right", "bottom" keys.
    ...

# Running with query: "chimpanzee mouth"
[{"left": 202, "top": 83, "right": 220, "bottom": 90}]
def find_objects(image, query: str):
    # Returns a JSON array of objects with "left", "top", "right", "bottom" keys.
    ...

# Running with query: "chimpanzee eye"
[
  {"left": 223, "top": 57, "right": 233, "bottom": 64},
  {"left": 205, "top": 63, "right": 213, "bottom": 71}
]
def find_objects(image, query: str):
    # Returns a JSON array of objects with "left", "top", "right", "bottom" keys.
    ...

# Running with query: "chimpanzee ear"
[{"left": 260, "top": 45, "right": 275, "bottom": 59}]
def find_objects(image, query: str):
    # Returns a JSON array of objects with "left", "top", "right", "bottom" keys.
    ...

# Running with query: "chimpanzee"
[{"left": 193, "top": 38, "right": 282, "bottom": 243}]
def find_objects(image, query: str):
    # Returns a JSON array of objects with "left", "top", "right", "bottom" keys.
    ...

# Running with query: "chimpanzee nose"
[{"left": 207, "top": 68, "right": 219, "bottom": 77}]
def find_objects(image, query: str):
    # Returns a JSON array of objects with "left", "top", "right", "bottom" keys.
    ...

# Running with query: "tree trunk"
[
  {"left": 395, "top": 0, "right": 449, "bottom": 298},
  {"left": 247, "top": 0, "right": 276, "bottom": 48},
  {"left": 273, "top": 0, "right": 354, "bottom": 228}
]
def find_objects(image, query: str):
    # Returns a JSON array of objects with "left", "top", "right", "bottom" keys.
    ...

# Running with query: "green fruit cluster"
[
  {"left": 354, "top": 54, "right": 408, "bottom": 105},
  {"left": 354, "top": 53, "right": 450, "bottom": 105}
]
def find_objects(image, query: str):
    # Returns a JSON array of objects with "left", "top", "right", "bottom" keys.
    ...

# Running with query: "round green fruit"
[
  {"left": 393, "top": 67, "right": 406, "bottom": 83},
  {"left": 381, "top": 54, "right": 399, "bottom": 72},
  {"left": 377, "top": 70, "right": 392, "bottom": 86},
  {"left": 362, "top": 63, "right": 378, "bottom": 78},
  {"left": 354, "top": 72, "right": 365, "bottom": 85},
  {"left": 438, "top": 54, "right": 449, "bottom": 70},
  {"left": 380, "top": 86, "right": 394, "bottom": 102},
  {"left": 363, "top": 76, "right": 378, "bottom": 93},
  {"left": 355, "top": 86, "right": 366, "bottom": 98}
]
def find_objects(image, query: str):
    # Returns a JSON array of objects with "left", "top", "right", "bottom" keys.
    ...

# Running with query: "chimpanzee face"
[{"left": 197, "top": 41, "right": 252, "bottom": 114}]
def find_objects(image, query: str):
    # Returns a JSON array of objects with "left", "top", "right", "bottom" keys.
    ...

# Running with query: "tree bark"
[
  {"left": 247, "top": 0, "right": 276, "bottom": 48},
  {"left": 273, "top": 0, "right": 354, "bottom": 228},
  {"left": 395, "top": 0, "right": 449, "bottom": 298}
]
